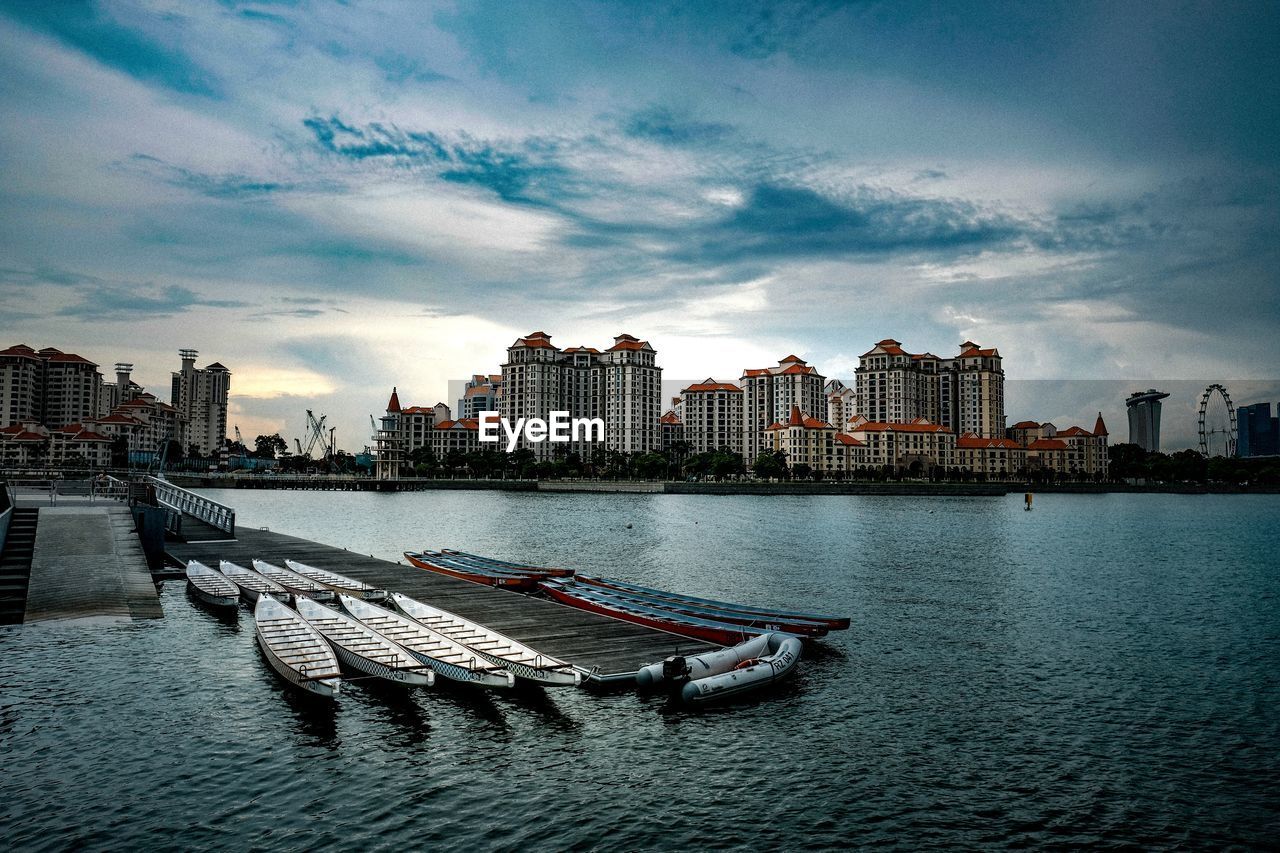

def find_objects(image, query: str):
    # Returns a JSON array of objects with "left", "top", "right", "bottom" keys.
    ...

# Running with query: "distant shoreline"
[{"left": 155, "top": 475, "right": 1280, "bottom": 496}]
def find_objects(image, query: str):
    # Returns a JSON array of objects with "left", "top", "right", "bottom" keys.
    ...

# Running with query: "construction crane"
[
  {"left": 234, "top": 424, "right": 244, "bottom": 447},
  {"left": 293, "top": 409, "right": 330, "bottom": 459}
]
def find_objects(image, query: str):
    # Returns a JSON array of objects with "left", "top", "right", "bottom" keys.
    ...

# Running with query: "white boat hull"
[{"left": 679, "top": 633, "right": 802, "bottom": 704}]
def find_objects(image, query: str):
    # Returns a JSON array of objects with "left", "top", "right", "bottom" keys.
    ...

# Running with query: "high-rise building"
[
  {"left": 0, "top": 344, "right": 41, "bottom": 428},
  {"left": 170, "top": 349, "right": 230, "bottom": 455},
  {"left": 825, "top": 378, "right": 856, "bottom": 431},
  {"left": 741, "top": 355, "right": 826, "bottom": 464},
  {"left": 499, "top": 331, "right": 661, "bottom": 459},
  {"left": 1125, "top": 389, "right": 1169, "bottom": 452},
  {"left": 456, "top": 374, "right": 503, "bottom": 420},
  {"left": 1236, "top": 402, "right": 1278, "bottom": 457},
  {"left": 0, "top": 344, "right": 104, "bottom": 430},
  {"left": 855, "top": 339, "right": 1004, "bottom": 438},
  {"left": 944, "top": 341, "right": 1005, "bottom": 438},
  {"left": 679, "top": 379, "right": 744, "bottom": 455}
]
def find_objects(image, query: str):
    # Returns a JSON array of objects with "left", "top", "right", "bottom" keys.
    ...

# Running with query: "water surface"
[{"left": 2, "top": 492, "right": 1277, "bottom": 849}]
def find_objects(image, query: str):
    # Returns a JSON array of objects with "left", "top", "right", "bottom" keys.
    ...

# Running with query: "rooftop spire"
[{"left": 387, "top": 386, "right": 401, "bottom": 413}]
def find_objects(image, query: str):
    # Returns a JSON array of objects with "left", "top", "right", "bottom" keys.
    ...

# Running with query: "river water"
[{"left": 2, "top": 491, "right": 1277, "bottom": 849}]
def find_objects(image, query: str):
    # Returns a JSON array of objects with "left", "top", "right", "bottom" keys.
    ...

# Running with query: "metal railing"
[{"left": 146, "top": 476, "right": 236, "bottom": 536}]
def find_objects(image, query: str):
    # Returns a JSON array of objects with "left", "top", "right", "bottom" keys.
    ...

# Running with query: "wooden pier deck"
[{"left": 167, "top": 528, "right": 715, "bottom": 684}]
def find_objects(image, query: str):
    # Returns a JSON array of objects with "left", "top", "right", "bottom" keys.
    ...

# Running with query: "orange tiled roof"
[
  {"left": 0, "top": 344, "right": 39, "bottom": 358},
  {"left": 464, "top": 385, "right": 493, "bottom": 397},
  {"left": 779, "top": 354, "right": 806, "bottom": 363},
  {"left": 850, "top": 419, "right": 952, "bottom": 434},
  {"left": 860, "top": 338, "right": 909, "bottom": 358},
  {"left": 1009, "top": 420, "right": 1040, "bottom": 430},
  {"left": 607, "top": 339, "right": 651, "bottom": 352},
  {"left": 659, "top": 411, "right": 682, "bottom": 425},
  {"left": 46, "top": 351, "right": 96, "bottom": 365},
  {"left": 1058, "top": 426, "right": 1092, "bottom": 437},
  {"left": 766, "top": 405, "right": 831, "bottom": 430},
  {"left": 1093, "top": 412, "right": 1108, "bottom": 436},
  {"left": 682, "top": 378, "right": 741, "bottom": 393},
  {"left": 834, "top": 433, "right": 865, "bottom": 446},
  {"left": 1028, "top": 438, "right": 1068, "bottom": 450},
  {"left": 957, "top": 436, "right": 1023, "bottom": 450},
  {"left": 563, "top": 346, "right": 602, "bottom": 354},
  {"left": 386, "top": 387, "right": 401, "bottom": 413}
]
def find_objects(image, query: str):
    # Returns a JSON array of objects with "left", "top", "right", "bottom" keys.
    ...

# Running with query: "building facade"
[
  {"left": 764, "top": 405, "right": 845, "bottom": 473},
  {"left": 825, "top": 378, "right": 856, "bottom": 433},
  {"left": 741, "top": 355, "right": 825, "bottom": 465},
  {"left": 845, "top": 417, "right": 955, "bottom": 473},
  {"left": 170, "top": 349, "right": 231, "bottom": 456},
  {"left": 499, "top": 331, "right": 661, "bottom": 460},
  {"left": 679, "top": 379, "right": 744, "bottom": 455},
  {"left": 1236, "top": 402, "right": 1278, "bottom": 457},
  {"left": 855, "top": 339, "right": 1005, "bottom": 438},
  {"left": 1126, "top": 389, "right": 1169, "bottom": 452}
]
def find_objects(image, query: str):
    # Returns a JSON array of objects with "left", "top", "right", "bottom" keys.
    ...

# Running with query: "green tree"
[
  {"left": 752, "top": 450, "right": 787, "bottom": 481},
  {"left": 254, "top": 434, "right": 288, "bottom": 459},
  {"left": 633, "top": 452, "right": 668, "bottom": 480}
]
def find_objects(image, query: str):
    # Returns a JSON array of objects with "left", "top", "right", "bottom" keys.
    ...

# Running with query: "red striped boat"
[
  {"left": 576, "top": 575, "right": 849, "bottom": 631},
  {"left": 538, "top": 578, "right": 768, "bottom": 646},
  {"left": 404, "top": 551, "right": 540, "bottom": 592}
]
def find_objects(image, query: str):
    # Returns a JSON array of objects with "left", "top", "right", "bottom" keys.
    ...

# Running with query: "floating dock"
[{"left": 167, "top": 528, "right": 715, "bottom": 684}]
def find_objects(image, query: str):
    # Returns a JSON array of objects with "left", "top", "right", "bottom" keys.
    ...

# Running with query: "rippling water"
[{"left": 2, "top": 492, "right": 1277, "bottom": 850}]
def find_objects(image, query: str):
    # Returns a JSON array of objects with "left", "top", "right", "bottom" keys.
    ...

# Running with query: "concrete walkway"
[{"left": 24, "top": 506, "right": 162, "bottom": 623}]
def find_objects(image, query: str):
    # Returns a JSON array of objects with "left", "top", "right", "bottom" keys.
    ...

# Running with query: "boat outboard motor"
[{"left": 661, "top": 655, "right": 691, "bottom": 683}]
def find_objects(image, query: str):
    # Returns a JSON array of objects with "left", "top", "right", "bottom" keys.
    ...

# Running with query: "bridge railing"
[{"left": 146, "top": 476, "right": 236, "bottom": 537}]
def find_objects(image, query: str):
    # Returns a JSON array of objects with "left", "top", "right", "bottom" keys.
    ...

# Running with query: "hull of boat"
[
  {"left": 636, "top": 633, "right": 774, "bottom": 688},
  {"left": 256, "top": 632, "right": 340, "bottom": 698},
  {"left": 440, "top": 549, "right": 575, "bottom": 578},
  {"left": 390, "top": 593, "right": 583, "bottom": 687},
  {"left": 539, "top": 581, "right": 763, "bottom": 646},
  {"left": 404, "top": 553, "right": 537, "bottom": 591},
  {"left": 577, "top": 575, "right": 849, "bottom": 631},
  {"left": 187, "top": 581, "right": 239, "bottom": 609},
  {"left": 575, "top": 580, "right": 828, "bottom": 637},
  {"left": 680, "top": 633, "right": 802, "bottom": 704},
  {"left": 282, "top": 559, "right": 388, "bottom": 602},
  {"left": 401, "top": 648, "right": 514, "bottom": 688},
  {"left": 329, "top": 642, "right": 435, "bottom": 687}
]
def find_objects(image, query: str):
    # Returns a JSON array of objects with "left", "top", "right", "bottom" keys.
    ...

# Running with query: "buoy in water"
[{"left": 1025, "top": 492, "right": 1033, "bottom": 511}]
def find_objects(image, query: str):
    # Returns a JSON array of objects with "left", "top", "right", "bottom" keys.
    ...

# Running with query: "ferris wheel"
[{"left": 1198, "top": 384, "right": 1236, "bottom": 458}]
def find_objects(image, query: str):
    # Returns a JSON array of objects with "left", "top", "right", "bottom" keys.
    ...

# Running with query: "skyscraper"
[
  {"left": 170, "top": 349, "right": 231, "bottom": 455},
  {"left": 499, "top": 331, "right": 661, "bottom": 459},
  {"left": 741, "top": 355, "right": 826, "bottom": 464},
  {"left": 1125, "top": 389, "right": 1169, "bottom": 452},
  {"left": 1236, "top": 402, "right": 1278, "bottom": 457}
]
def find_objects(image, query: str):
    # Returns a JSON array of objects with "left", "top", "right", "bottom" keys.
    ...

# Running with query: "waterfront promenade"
[{"left": 18, "top": 503, "right": 161, "bottom": 623}]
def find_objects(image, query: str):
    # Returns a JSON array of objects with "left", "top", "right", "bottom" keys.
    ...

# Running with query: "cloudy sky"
[{"left": 1, "top": 1, "right": 1277, "bottom": 451}]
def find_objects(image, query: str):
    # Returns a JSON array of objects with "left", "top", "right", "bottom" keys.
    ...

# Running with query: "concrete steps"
[{"left": 0, "top": 509, "right": 39, "bottom": 625}]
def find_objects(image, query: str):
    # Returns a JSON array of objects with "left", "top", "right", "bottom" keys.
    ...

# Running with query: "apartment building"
[
  {"left": 456, "top": 374, "right": 503, "bottom": 420},
  {"left": 741, "top": 355, "right": 826, "bottom": 465},
  {"left": 855, "top": 339, "right": 1005, "bottom": 439},
  {"left": 954, "top": 435, "right": 1027, "bottom": 478},
  {"left": 171, "top": 349, "right": 231, "bottom": 456},
  {"left": 825, "top": 379, "right": 856, "bottom": 432},
  {"left": 679, "top": 379, "right": 744, "bottom": 455},
  {"left": 659, "top": 410, "right": 684, "bottom": 452},
  {"left": 764, "top": 405, "right": 847, "bottom": 473},
  {"left": 500, "top": 331, "right": 661, "bottom": 459},
  {"left": 845, "top": 417, "right": 956, "bottom": 474},
  {"left": 1, "top": 344, "right": 104, "bottom": 430},
  {"left": 1006, "top": 413, "right": 1108, "bottom": 477}
]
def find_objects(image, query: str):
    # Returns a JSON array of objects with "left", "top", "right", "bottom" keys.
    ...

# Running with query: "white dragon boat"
[
  {"left": 391, "top": 592, "right": 582, "bottom": 687},
  {"left": 254, "top": 594, "right": 341, "bottom": 699},
  {"left": 185, "top": 560, "right": 239, "bottom": 609},
  {"left": 294, "top": 597, "right": 434, "bottom": 687},
  {"left": 251, "top": 559, "right": 337, "bottom": 603},
  {"left": 340, "top": 595, "right": 515, "bottom": 688},
  {"left": 283, "top": 559, "right": 388, "bottom": 602},
  {"left": 220, "top": 560, "right": 291, "bottom": 603}
]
